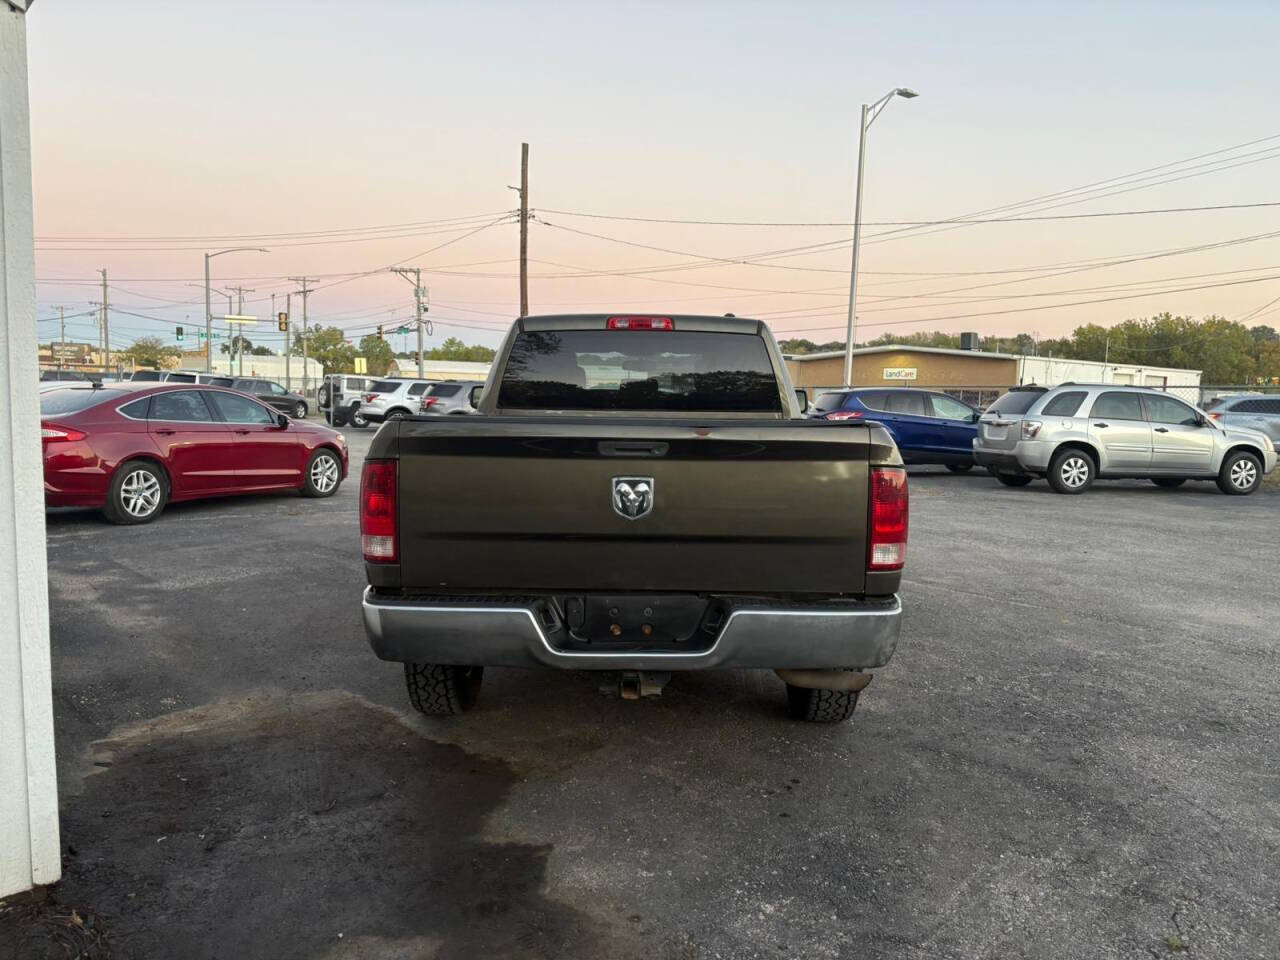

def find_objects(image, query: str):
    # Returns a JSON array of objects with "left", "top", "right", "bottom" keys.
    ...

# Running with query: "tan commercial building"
[{"left": 785, "top": 344, "right": 1202, "bottom": 404}]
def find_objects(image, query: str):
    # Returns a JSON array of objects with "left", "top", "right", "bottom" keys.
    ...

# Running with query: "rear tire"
[
  {"left": 104, "top": 461, "right": 168, "bottom": 525},
  {"left": 1152, "top": 478, "right": 1186, "bottom": 488},
  {"left": 1217, "top": 450, "right": 1262, "bottom": 495},
  {"left": 945, "top": 463, "right": 973, "bottom": 473},
  {"left": 404, "top": 663, "right": 483, "bottom": 715},
  {"left": 1047, "top": 448, "right": 1096, "bottom": 494},
  {"left": 387, "top": 408, "right": 410, "bottom": 420},
  {"left": 349, "top": 408, "right": 369, "bottom": 429},
  {"left": 786, "top": 684, "right": 859, "bottom": 723},
  {"left": 994, "top": 473, "right": 1033, "bottom": 487},
  {"left": 294, "top": 401, "right": 307, "bottom": 419}
]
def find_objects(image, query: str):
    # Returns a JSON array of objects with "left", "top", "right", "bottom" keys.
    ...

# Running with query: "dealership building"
[{"left": 784, "top": 344, "right": 1202, "bottom": 404}]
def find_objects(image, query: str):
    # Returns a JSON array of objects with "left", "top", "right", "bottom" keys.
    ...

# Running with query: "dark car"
[
  {"left": 41, "top": 383, "right": 348, "bottom": 524},
  {"left": 231, "top": 378, "right": 309, "bottom": 418},
  {"left": 811, "top": 387, "right": 981, "bottom": 470}
]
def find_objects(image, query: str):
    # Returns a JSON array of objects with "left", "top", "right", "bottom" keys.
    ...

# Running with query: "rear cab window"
[{"left": 497, "top": 330, "right": 782, "bottom": 413}]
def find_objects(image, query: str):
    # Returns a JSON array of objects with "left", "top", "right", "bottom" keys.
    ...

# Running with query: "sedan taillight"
[
  {"left": 868, "top": 467, "right": 908, "bottom": 571},
  {"left": 41, "top": 424, "right": 87, "bottom": 445},
  {"left": 360, "top": 460, "right": 398, "bottom": 563}
]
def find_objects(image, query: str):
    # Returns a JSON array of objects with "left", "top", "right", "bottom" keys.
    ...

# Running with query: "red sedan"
[{"left": 41, "top": 383, "right": 349, "bottom": 524}]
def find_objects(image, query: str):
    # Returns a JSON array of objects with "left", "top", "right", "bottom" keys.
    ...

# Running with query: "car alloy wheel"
[
  {"left": 295, "top": 402, "right": 307, "bottom": 418},
  {"left": 1230, "top": 457, "right": 1259, "bottom": 491},
  {"left": 120, "top": 468, "right": 162, "bottom": 518},
  {"left": 310, "top": 453, "right": 340, "bottom": 494},
  {"left": 1059, "top": 455, "right": 1091, "bottom": 489},
  {"left": 351, "top": 409, "right": 368, "bottom": 427}
]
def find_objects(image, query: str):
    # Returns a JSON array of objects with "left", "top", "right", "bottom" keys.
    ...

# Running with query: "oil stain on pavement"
[{"left": 1, "top": 693, "right": 644, "bottom": 960}]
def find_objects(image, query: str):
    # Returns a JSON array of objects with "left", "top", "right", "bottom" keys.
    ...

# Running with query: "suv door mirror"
[
  {"left": 469, "top": 385, "right": 484, "bottom": 408},
  {"left": 794, "top": 388, "right": 809, "bottom": 413}
]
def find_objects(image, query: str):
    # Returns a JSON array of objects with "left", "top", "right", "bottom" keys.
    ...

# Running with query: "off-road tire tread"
[
  {"left": 786, "top": 685, "right": 859, "bottom": 723},
  {"left": 404, "top": 663, "right": 483, "bottom": 715}
]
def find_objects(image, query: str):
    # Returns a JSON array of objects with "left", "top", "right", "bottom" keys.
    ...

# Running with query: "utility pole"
[
  {"left": 389, "top": 267, "right": 429, "bottom": 378},
  {"left": 284, "top": 293, "right": 291, "bottom": 391},
  {"left": 232, "top": 285, "right": 254, "bottom": 376},
  {"left": 99, "top": 268, "right": 110, "bottom": 376},
  {"left": 57, "top": 306, "right": 64, "bottom": 370},
  {"left": 519, "top": 142, "right": 529, "bottom": 316},
  {"left": 290, "top": 278, "right": 315, "bottom": 399}
]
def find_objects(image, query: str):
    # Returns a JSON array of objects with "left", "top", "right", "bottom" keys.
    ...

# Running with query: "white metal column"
[{"left": 0, "top": 0, "right": 62, "bottom": 899}]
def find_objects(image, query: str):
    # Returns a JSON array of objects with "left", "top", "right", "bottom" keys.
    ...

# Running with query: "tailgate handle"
[{"left": 598, "top": 441, "right": 669, "bottom": 458}]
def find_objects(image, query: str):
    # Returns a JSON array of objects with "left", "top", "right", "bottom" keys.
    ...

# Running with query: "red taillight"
[
  {"left": 420, "top": 396, "right": 439, "bottom": 408},
  {"left": 607, "top": 316, "right": 674, "bottom": 331},
  {"left": 1209, "top": 411, "right": 1223, "bottom": 421},
  {"left": 41, "top": 424, "right": 87, "bottom": 445},
  {"left": 361, "top": 460, "right": 398, "bottom": 563},
  {"left": 868, "top": 467, "right": 908, "bottom": 571},
  {"left": 824, "top": 411, "right": 863, "bottom": 420}
]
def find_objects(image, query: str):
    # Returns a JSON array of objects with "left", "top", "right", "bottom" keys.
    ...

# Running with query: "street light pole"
[
  {"left": 842, "top": 87, "right": 919, "bottom": 387},
  {"left": 203, "top": 247, "right": 269, "bottom": 372}
]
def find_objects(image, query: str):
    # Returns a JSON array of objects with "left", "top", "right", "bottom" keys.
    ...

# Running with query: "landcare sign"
[{"left": 883, "top": 367, "right": 918, "bottom": 381}]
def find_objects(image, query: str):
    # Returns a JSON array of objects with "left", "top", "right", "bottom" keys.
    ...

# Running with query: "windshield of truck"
[{"left": 498, "top": 330, "right": 782, "bottom": 412}]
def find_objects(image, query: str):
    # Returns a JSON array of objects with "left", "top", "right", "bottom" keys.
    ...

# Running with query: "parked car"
[
  {"left": 418, "top": 380, "right": 485, "bottom": 415},
  {"left": 230, "top": 378, "right": 309, "bottom": 419},
  {"left": 359, "top": 377, "right": 434, "bottom": 423},
  {"left": 318, "top": 374, "right": 373, "bottom": 428},
  {"left": 40, "top": 370, "right": 94, "bottom": 383},
  {"left": 811, "top": 387, "right": 981, "bottom": 470},
  {"left": 361, "top": 314, "right": 906, "bottom": 723},
  {"left": 972, "top": 383, "right": 1276, "bottom": 494},
  {"left": 41, "top": 383, "right": 347, "bottom": 524},
  {"left": 1205, "top": 394, "right": 1280, "bottom": 442},
  {"left": 128, "top": 370, "right": 201, "bottom": 383}
]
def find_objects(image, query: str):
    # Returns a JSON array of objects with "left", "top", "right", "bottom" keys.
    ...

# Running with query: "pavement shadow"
[{"left": 1, "top": 693, "right": 646, "bottom": 960}]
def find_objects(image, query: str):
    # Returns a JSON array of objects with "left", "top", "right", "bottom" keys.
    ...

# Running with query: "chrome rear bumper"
[{"left": 362, "top": 587, "right": 902, "bottom": 671}]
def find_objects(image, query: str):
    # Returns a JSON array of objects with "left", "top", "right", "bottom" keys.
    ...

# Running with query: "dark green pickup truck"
[{"left": 360, "top": 314, "right": 907, "bottom": 722}]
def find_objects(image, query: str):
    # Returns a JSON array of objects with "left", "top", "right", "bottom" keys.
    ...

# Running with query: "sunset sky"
[{"left": 26, "top": 0, "right": 1280, "bottom": 354}]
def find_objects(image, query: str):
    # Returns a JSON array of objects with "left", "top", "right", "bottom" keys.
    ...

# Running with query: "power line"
[
  {"left": 537, "top": 199, "right": 1280, "bottom": 228},
  {"left": 780, "top": 272, "right": 1280, "bottom": 334}
]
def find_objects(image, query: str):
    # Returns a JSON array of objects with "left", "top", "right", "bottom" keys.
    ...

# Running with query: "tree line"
[{"left": 778, "top": 314, "right": 1280, "bottom": 384}]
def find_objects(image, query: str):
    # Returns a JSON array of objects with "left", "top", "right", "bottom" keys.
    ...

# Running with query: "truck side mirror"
[
  {"left": 794, "top": 389, "right": 809, "bottom": 414},
  {"left": 469, "top": 385, "right": 484, "bottom": 408}
]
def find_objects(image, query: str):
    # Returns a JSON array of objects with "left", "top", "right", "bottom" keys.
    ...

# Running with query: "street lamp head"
[{"left": 895, "top": 88, "right": 919, "bottom": 99}]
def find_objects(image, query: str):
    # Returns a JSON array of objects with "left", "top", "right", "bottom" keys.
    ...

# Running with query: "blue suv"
[{"left": 811, "top": 388, "right": 981, "bottom": 470}]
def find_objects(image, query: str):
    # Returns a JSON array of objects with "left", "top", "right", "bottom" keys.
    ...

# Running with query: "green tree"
[
  {"left": 426, "top": 337, "right": 496, "bottom": 362},
  {"left": 122, "top": 336, "right": 180, "bottom": 369},
  {"left": 358, "top": 334, "right": 396, "bottom": 376},
  {"left": 221, "top": 334, "right": 255, "bottom": 355},
  {"left": 292, "top": 325, "right": 356, "bottom": 374}
]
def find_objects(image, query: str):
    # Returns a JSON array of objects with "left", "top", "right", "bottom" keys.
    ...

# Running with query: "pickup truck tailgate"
[{"left": 394, "top": 417, "right": 871, "bottom": 596}]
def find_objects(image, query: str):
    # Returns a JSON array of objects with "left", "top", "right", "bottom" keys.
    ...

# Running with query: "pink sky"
[{"left": 26, "top": 1, "right": 1280, "bottom": 351}]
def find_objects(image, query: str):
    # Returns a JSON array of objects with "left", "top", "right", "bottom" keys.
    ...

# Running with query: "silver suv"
[
  {"left": 418, "top": 380, "right": 484, "bottom": 415},
  {"left": 359, "top": 378, "right": 434, "bottom": 423},
  {"left": 973, "top": 383, "right": 1276, "bottom": 495},
  {"left": 1205, "top": 393, "right": 1280, "bottom": 442}
]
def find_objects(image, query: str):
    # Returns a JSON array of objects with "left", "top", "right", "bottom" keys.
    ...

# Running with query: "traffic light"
[
  {"left": 176, "top": 326, "right": 184, "bottom": 341},
  {"left": 377, "top": 324, "right": 384, "bottom": 339},
  {"left": 278, "top": 312, "right": 288, "bottom": 332}
]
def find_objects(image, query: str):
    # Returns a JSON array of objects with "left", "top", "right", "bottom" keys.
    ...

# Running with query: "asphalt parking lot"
[{"left": 4, "top": 424, "right": 1279, "bottom": 960}]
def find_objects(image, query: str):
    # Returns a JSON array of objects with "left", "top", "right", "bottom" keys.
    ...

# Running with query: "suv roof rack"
[{"left": 1057, "top": 381, "right": 1159, "bottom": 389}]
